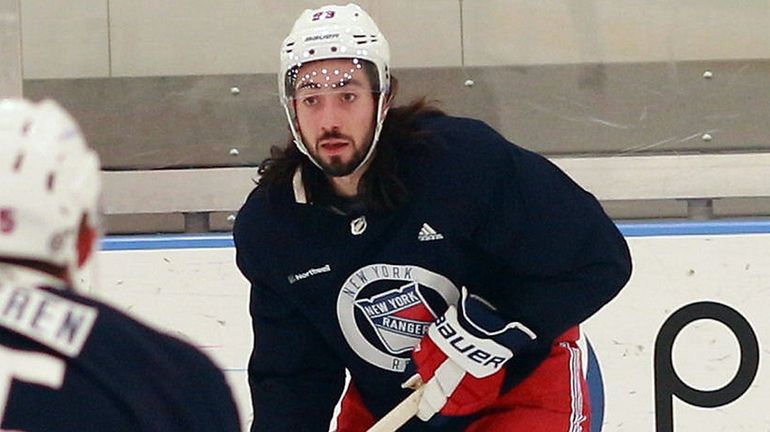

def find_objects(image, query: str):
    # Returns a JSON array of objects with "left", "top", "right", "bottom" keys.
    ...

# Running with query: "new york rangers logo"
[
  {"left": 337, "top": 264, "right": 460, "bottom": 372},
  {"left": 355, "top": 282, "right": 436, "bottom": 355}
]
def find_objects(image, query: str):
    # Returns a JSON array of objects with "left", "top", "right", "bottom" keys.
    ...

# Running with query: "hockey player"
[
  {"left": 234, "top": 3, "right": 632, "bottom": 431},
  {"left": 0, "top": 99, "right": 241, "bottom": 431}
]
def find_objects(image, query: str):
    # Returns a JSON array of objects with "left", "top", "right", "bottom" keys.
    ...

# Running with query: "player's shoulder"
[
  {"left": 419, "top": 115, "right": 506, "bottom": 142},
  {"left": 59, "top": 287, "right": 238, "bottom": 402},
  {"left": 0, "top": 276, "right": 223, "bottom": 375},
  {"left": 407, "top": 115, "right": 522, "bottom": 178},
  {"left": 233, "top": 183, "right": 285, "bottom": 248},
  {"left": 419, "top": 114, "right": 494, "bottom": 133},
  {"left": 1, "top": 281, "right": 240, "bottom": 431},
  {"left": 423, "top": 115, "right": 560, "bottom": 172},
  {"left": 0, "top": 277, "right": 99, "bottom": 358},
  {"left": 416, "top": 114, "right": 527, "bottom": 163},
  {"left": 236, "top": 174, "right": 297, "bottom": 220},
  {"left": 15, "top": 284, "right": 202, "bottom": 365},
  {"left": 45, "top": 287, "right": 201, "bottom": 359}
]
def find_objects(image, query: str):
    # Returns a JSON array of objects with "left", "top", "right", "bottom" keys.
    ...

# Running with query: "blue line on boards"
[
  {"left": 101, "top": 234, "right": 234, "bottom": 250},
  {"left": 100, "top": 219, "right": 770, "bottom": 251},
  {"left": 617, "top": 219, "right": 770, "bottom": 237}
]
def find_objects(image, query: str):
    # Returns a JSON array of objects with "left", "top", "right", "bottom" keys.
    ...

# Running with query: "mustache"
[{"left": 318, "top": 130, "right": 354, "bottom": 143}]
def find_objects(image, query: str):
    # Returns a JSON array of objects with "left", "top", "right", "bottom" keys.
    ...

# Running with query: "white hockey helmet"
[
  {"left": 278, "top": 3, "right": 391, "bottom": 174},
  {"left": 0, "top": 99, "right": 101, "bottom": 274}
]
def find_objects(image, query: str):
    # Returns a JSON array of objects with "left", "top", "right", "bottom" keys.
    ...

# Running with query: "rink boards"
[{"left": 92, "top": 221, "right": 770, "bottom": 431}]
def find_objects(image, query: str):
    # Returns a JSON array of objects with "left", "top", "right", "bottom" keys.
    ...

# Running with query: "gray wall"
[
  {"left": 17, "top": 1, "right": 770, "bottom": 169},
  {"left": 6, "top": 1, "right": 770, "bottom": 229},
  {"left": 19, "top": 1, "right": 770, "bottom": 79},
  {"left": 0, "top": 0, "right": 21, "bottom": 98}
]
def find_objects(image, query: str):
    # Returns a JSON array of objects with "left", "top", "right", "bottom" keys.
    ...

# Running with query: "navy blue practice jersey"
[
  {"left": 0, "top": 267, "right": 241, "bottom": 432},
  {"left": 234, "top": 115, "right": 632, "bottom": 431}
]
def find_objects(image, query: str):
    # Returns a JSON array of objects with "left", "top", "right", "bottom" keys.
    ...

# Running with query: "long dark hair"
[{"left": 257, "top": 75, "right": 445, "bottom": 213}]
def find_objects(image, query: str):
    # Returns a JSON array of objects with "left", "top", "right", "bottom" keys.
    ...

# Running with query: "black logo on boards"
[{"left": 654, "top": 301, "right": 759, "bottom": 432}]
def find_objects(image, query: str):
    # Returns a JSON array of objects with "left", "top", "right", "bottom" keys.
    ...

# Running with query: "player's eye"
[
  {"left": 299, "top": 95, "right": 319, "bottom": 106},
  {"left": 341, "top": 92, "right": 357, "bottom": 103}
]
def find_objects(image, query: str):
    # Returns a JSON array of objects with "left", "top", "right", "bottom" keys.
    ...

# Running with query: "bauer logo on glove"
[
  {"left": 431, "top": 310, "right": 513, "bottom": 376},
  {"left": 404, "top": 287, "right": 538, "bottom": 420}
]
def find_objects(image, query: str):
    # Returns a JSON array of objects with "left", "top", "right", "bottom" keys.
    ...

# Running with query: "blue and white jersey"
[
  {"left": 234, "top": 115, "right": 632, "bottom": 431},
  {"left": 0, "top": 266, "right": 241, "bottom": 432}
]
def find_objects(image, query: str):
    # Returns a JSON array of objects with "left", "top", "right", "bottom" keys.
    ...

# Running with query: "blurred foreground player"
[
  {"left": 235, "top": 3, "right": 632, "bottom": 431},
  {"left": 0, "top": 99, "right": 241, "bottom": 431}
]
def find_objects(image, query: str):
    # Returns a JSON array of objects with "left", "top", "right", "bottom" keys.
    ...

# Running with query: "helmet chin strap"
[{"left": 343, "top": 93, "right": 389, "bottom": 177}]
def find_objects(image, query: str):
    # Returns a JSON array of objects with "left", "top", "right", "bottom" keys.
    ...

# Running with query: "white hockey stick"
[{"left": 366, "top": 384, "right": 425, "bottom": 432}]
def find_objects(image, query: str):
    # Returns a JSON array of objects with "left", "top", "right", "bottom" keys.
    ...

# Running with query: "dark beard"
[
  {"left": 316, "top": 135, "right": 372, "bottom": 177},
  {"left": 312, "top": 127, "right": 374, "bottom": 177},
  {"left": 321, "top": 151, "right": 365, "bottom": 177}
]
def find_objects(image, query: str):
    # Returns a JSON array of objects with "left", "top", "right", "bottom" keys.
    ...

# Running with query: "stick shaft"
[{"left": 366, "top": 386, "right": 425, "bottom": 432}]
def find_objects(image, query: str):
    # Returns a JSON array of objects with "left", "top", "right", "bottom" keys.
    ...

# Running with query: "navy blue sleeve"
[
  {"left": 246, "top": 283, "right": 345, "bottom": 432},
  {"left": 469, "top": 123, "right": 632, "bottom": 343},
  {"left": 234, "top": 198, "right": 346, "bottom": 432}
]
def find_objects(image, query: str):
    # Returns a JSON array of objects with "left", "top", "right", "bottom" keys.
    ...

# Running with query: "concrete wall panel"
[
  {"left": 463, "top": 0, "right": 770, "bottom": 66},
  {"left": 20, "top": 0, "right": 109, "bottom": 79},
  {"left": 0, "top": 0, "right": 22, "bottom": 96}
]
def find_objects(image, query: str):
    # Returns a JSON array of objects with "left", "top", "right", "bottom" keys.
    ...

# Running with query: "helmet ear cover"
[{"left": 77, "top": 215, "right": 98, "bottom": 268}]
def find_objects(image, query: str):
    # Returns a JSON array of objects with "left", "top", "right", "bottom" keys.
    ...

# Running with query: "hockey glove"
[{"left": 403, "top": 287, "right": 537, "bottom": 421}]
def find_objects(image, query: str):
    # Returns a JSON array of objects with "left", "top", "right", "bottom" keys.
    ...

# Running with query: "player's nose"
[{"left": 318, "top": 101, "right": 344, "bottom": 131}]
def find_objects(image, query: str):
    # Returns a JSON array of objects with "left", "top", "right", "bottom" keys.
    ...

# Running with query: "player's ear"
[{"left": 77, "top": 214, "right": 98, "bottom": 268}]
